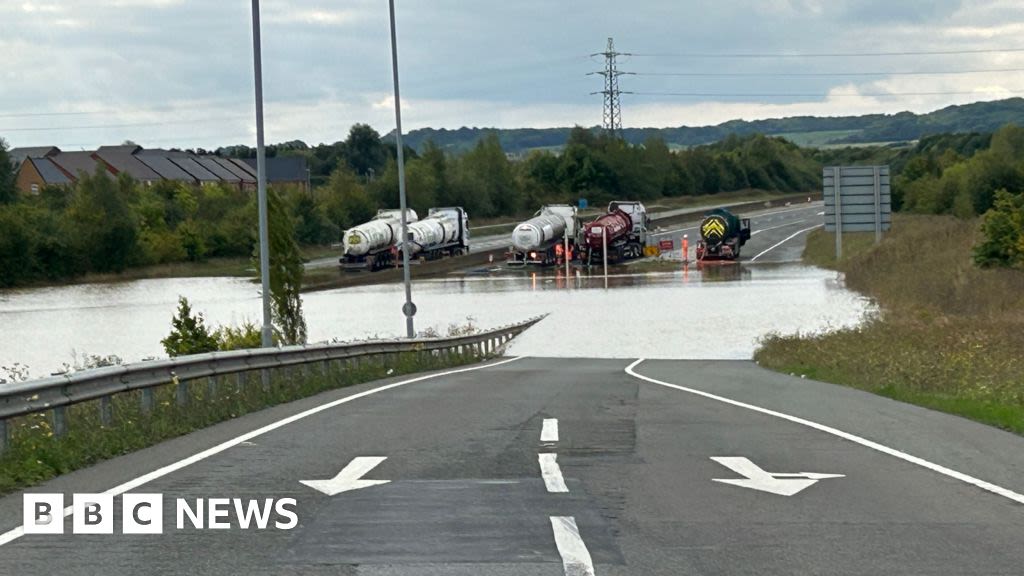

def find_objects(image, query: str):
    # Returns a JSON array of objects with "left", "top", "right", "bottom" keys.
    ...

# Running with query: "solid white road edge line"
[
  {"left": 625, "top": 359, "right": 1024, "bottom": 505},
  {"left": 550, "top": 516, "right": 596, "bottom": 576},
  {"left": 539, "top": 453, "right": 569, "bottom": 493},
  {"left": 541, "top": 418, "right": 559, "bottom": 443},
  {"left": 749, "top": 224, "right": 824, "bottom": 262},
  {"left": 750, "top": 218, "right": 809, "bottom": 236},
  {"left": 0, "top": 355, "right": 527, "bottom": 547}
]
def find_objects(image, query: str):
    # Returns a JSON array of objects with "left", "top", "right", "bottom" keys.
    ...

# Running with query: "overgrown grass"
[
  {"left": 0, "top": 348, "right": 485, "bottom": 495},
  {"left": 756, "top": 214, "right": 1024, "bottom": 434}
]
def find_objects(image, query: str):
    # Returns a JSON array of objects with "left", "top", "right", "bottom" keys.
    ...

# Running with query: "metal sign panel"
[
  {"left": 823, "top": 165, "right": 891, "bottom": 233},
  {"left": 823, "top": 165, "right": 891, "bottom": 257}
]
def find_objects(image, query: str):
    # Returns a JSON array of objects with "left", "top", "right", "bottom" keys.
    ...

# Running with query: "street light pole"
[
  {"left": 250, "top": 0, "right": 273, "bottom": 348},
  {"left": 388, "top": 0, "right": 415, "bottom": 338}
]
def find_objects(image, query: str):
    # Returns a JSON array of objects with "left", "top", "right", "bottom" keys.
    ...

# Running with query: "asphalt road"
[
  {"left": 646, "top": 200, "right": 824, "bottom": 265},
  {"left": 305, "top": 198, "right": 822, "bottom": 270},
  {"left": 2, "top": 357, "right": 1022, "bottom": 575}
]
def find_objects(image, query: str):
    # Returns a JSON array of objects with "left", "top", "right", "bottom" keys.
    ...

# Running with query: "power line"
[
  {"left": 633, "top": 67, "right": 1024, "bottom": 78},
  {"left": 628, "top": 47, "right": 1024, "bottom": 59},
  {"left": 631, "top": 90, "right": 1024, "bottom": 98}
]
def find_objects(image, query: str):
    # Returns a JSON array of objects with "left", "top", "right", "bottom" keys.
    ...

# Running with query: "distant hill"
[{"left": 394, "top": 98, "right": 1024, "bottom": 154}]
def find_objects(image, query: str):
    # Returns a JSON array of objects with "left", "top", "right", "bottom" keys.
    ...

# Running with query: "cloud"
[{"left": 2, "top": 0, "right": 1023, "bottom": 150}]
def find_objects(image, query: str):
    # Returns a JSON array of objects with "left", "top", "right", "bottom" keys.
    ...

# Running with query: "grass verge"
[
  {"left": 0, "top": 349, "right": 485, "bottom": 495},
  {"left": 755, "top": 214, "right": 1024, "bottom": 435}
]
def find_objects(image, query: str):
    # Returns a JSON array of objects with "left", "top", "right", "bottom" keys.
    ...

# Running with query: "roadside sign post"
[
  {"left": 564, "top": 235, "right": 570, "bottom": 277},
  {"left": 824, "top": 165, "right": 891, "bottom": 260},
  {"left": 602, "top": 227, "right": 608, "bottom": 279}
]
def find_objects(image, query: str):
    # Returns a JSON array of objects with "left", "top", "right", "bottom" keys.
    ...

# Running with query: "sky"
[{"left": 1, "top": 0, "right": 1024, "bottom": 150}]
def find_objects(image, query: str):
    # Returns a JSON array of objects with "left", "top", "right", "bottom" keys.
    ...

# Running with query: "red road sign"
[{"left": 658, "top": 239, "right": 674, "bottom": 251}]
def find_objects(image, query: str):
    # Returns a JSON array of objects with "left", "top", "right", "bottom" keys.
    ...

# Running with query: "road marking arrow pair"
[{"left": 711, "top": 457, "right": 844, "bottom": 496}]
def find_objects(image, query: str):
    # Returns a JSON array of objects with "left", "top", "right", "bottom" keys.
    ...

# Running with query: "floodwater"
[{"left": 0, "top": 265, "right": 872, "bottom": 378}]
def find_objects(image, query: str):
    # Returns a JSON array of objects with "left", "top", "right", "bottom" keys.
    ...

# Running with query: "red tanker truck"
[{"left": 582, "top": 201, "right": 650, "bottom": 264}]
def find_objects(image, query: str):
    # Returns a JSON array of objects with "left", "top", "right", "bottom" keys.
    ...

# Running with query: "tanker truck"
[
  {"left": 695, "top": 207, "right": 751, "bottom": 261},
  {"left": 506, "top": 204, "right": 579, "bottom": 266},
  {"left": 582, "top": 201, "right": 650, "bottom": 264},
  {"left": 339, "top": 209, "right": 418, "bottom": 271},
  {"left": 398, "top": 207, "right": 470, "bottom": 260}
]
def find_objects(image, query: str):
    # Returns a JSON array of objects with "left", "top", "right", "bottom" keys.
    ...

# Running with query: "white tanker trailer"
[
  {"left": 339, "top": 209, "right": 418, "bottom": 271},
  {"left": 506, "top": 204, "right": 580, "bottom": 266},
  {"left": 400, "top": 207, "right": 470, "bottom": 259}
]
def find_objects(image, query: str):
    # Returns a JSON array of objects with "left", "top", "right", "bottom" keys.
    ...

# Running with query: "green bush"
[
  {"left": 974, "top": 189, "right": 1024, "bottom": 268},
  {"left": 161, "top": 297, "right": 218, "bottom": 357}
]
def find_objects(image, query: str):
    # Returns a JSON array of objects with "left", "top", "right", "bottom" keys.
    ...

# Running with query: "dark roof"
[
  {"left": 92, "top": 146, "right": 161, "bottom": 181},
  {"left": 9, "top": 146, "right": 59, "bottom": 166},
  {"left": 195, "top": 157, "right": 239, "bottom": 183},
  {"left": 169, "top": 157, "right": 220, "bottom": 182},
  {"left": 228, "top": 158, "right": 257, "bottom": 178},
  {"left": 136, "top": 154, "right": 197, "bottom": 182},
  {"left": 50, "top": 151, "right": 106, "bottom": 179},
  {"left": 212, "top": 157, "right": 256, "bottom": 183},
  {"left": 241, "top": 156, "right": 308, "bottom": 182},
  {"left": 28, "top": 157, "right": 72, "bottom": 185}
]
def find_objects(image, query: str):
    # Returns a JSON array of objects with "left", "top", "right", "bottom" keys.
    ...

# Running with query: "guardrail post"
[
  {"left": 52, "top": 406, "right": 67, "bottom": 437},
  {"left": 261, "top": 369, "right": 270, "bottom": 393},
  {"left": 207, "top": 376, "right": 218, "bottom": 399},
  {"left": 236, "top": 371, "right": 246, "bottom": 393},
  {"left": 141, "top": 388, "right": 154, "bottom": 414},
  {"left": 176, "top": 379, "right": 189, "bottom": 407},
  {"left": 99, "top": 397, "right": 113, "bottom": 427},
  {"left": 0, "top": 419, "right": 8, "bottom": 454}
]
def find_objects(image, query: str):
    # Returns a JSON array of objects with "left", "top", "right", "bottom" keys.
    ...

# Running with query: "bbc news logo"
[{"left": 24, "top": 494, "right": 298, "bottom": 535}]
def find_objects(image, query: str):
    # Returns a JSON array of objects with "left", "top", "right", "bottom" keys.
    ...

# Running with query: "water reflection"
[{"left": 0, "top": 264, "right": 872, "bottom": 377}]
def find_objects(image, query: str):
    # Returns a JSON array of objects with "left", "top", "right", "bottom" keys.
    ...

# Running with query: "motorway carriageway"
[
  {"left": 1, "top": 357, "right": 1023, "bottom": 575},
  {"left": 305, "top": 198, "right": 821, "bottom": 270}
]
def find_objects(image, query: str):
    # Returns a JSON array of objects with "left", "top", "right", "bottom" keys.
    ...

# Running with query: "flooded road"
[{"left": 0, "top": 264, "right": 871, "bottom": 378}]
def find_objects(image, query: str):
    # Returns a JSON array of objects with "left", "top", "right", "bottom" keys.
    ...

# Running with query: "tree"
[
  {"left": 321, "top": 165, "right": 376, "bottom": 229},
  {"left": 162, "top": 297, "right": 218, "bottom": 357},
  {"left": 256, "top": 188, "right": 307, "bottom": 345},
  {"left": 343, "top": 123, "right": 388, "bottom": 178},
  {"left": 0, "top": 138, "right": 15, "bottom": 204},
  {"left": 974, "top": 189, "right": 1024, "bottom": 268},
  {"left": 66, "top": 165, "right": 141, "bottom": 272}
]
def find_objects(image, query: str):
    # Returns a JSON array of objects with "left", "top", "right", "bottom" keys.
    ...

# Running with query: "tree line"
[{"left": 3, "top": 121, "right": 1023, "bottom": 289}]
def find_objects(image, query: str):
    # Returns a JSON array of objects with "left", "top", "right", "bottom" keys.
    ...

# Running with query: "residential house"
[
  {"left": 14, "top": 157, "right": 72, "bottom": 194},
  {"left": 241, "top": 156, "right": 309, "bottom": 191},
  {"left": 92, "top": 145, "right": 161, "bottom": 186}
]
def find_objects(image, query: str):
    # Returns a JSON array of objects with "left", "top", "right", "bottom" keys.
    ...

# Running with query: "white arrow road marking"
[
  {"left": 539, "top": 453, "right": 569, "bottom": 493},
  {"left": 550, "top": 516, "right": 596, "bottom": 576},
  {"left": 711, "top": 457, "right": 844, "bottom": 496},
  {"left": 300, "top": 457, "right": 391, "bottom": 496},
  {"left": 541, "top": 418, "right": 559, "bottom": 443},
  {"left": 0, "top": 356, "right": 527, "bottom": 548},
  {"left": 625, "top": 359, "right": 1024, "bottom": 505}
]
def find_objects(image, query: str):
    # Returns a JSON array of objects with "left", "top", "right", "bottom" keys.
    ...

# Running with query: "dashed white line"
[
  {"left": 541, "top": 418, "right": 559, "bottom": 443},
  {"left": 625, "top": 359, "right": 1024, "bottom": 506},
  {"left": 749, "top": 224, "right": 824, "bottom": 262},
  {"left": 539, "top": 453, "right": 569, "bottom": 493},
  {"left": 550, "top": 516, "right": 596, "bottom": 576},
  {"left": 0, "top": 356, "right": 528, "bottom": 548}
]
